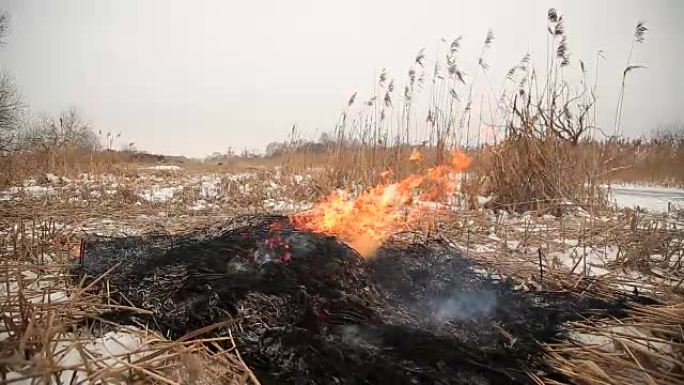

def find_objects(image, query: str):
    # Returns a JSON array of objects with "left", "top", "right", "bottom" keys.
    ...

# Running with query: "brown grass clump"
[
  {"left": 0, "top": 145, "right": 195, "bottom": 189},
  {"left": 608, "top": 136, "right": 684, "bottom": 186},
  {"left": 545, "top": 303, "right": 684, "bottom": 385},
  {"left": 480, "top": 137, "right": 608, "bottom": 214},
  {"left": 280, "top": 144, "right": 447, "bottom": 192}
]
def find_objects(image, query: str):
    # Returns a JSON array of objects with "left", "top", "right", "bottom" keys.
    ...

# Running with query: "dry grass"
[
  {"left": 0, "top": 147, "right": 197, "bottom": 189},
  {"left": 1, "top": 161, "right": 682, "bottom": 384},
  {"left": 607, "top": 139, "right": 684, "bottom": 187},
  {"left": 1, "top": 7, "right": 682, "bottom": 385},
  {"left": 0, "top": 214, "right": 260, "bottom": 384},
  {"left": 432, "top": 204, "right": 684, "bottom": 385},
  {"left": 545, "top": 303, "right": 684, "bottom": 385},
  {"left": 475, "top": 137, "right": 607, "bottom": 214}
]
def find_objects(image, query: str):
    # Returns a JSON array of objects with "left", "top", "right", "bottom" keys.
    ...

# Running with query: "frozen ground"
[
  {"left": 609, "top": 184, "right": 684, "bottom": 213},
  {"left": 1, "top": 169, "right": 682, "bottom": 384}
]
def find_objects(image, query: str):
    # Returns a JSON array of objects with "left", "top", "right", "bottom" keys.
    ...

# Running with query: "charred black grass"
[{"left": 78, "top": 215, "right": 635, "bottom": 385}]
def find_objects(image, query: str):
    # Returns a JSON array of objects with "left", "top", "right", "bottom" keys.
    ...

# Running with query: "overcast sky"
[{"left": 0, "top": 0, "right": 682, "bottom": 157}]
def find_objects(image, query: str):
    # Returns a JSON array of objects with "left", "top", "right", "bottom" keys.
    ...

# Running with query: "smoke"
[
  {"left": 338, "top": 325, "right": 380, "bottom": 349},
  {"left": 431, "top": 290, "right": 497, "bottom": 322}
]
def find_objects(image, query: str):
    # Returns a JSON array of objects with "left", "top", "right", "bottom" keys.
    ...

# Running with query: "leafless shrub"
[
  {"left": 114, "top": 185, "right": 139, "bottom": 204},
  {"left": 20, "top": 108, "right": 100, "bottom": 152}
]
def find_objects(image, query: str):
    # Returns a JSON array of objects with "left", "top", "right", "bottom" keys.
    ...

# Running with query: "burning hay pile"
[{"left": 80, "top": 214, "right": 635, "bottom": 385}]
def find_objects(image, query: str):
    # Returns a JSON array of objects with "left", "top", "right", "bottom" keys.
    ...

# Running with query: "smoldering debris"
[
  {"left": 79, "top": 214, "right": 632, "bottom": 385},
  {"left": 431, "top": 290, "right": 497, "bottom": 322}
]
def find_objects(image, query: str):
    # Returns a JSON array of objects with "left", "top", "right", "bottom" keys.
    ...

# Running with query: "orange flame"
[
  {"left": 409, "top": 148, "right": 423, "bottom": 163},
  {"left": 291, "top": 149, "right": 471, "bottom": 257}
]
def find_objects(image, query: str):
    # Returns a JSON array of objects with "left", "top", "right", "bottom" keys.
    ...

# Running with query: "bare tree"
[
  {"left": 0, "top": 72, "right": 22, "bottom": 151},
  {"left": 50, "top": 108, "right": 100, "bottom": 150},
  {"left": 0, "top": 9, "right": 10, "bottom": 47},
  {"left": 21, "top": 108, "right": 100, "bottom": 151},
  {"left": 0, "top": 10, "right": 23, "bottom": 152},
  {"left": 652, "top": 122, "right": 684, "bottom": 143}
]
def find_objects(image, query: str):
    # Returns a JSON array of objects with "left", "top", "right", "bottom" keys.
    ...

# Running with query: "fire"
[
  {"left": 291, "top": 149, "right": 471, "bottom": 257},
  {"left": 409, "top": 148, "right": 423, "bottom": 163}
]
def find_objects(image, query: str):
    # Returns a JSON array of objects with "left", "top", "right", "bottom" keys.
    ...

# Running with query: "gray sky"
[{"left": 0, "top": 0, "right": 682, "bottom": 157}]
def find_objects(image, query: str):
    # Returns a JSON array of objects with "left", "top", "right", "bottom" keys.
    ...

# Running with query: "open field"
[{"left": 1, "top": 161, "right": 682, "bottom": 384}]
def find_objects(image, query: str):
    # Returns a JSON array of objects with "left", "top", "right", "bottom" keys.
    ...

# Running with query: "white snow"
[
  {"left": 4, "top": 186, "right": 58, "bottom": 198},
  {"left": 188, "top": 199, "right": 217, "bottom": 211},
  {"left": 199, "top": 177, "right": 222, "bottom": 199},
  {"left": 263, "top": 199, "right": 312, "bottom": 212},
  {"left": 567, "top": 331, "right": 615, "bottom": 352},
  {"left": 225, "top": 172, "right": 256, "bottom": 182},
  {"left": 568, "top": 326, "right": 674, "bottom": 370},
  {"left": 0, "top": 269, "right": 70, "bottom": 306},
  {"left": 45, "top": 173, "right": 62, "bottom": 184},
  {"left": 138, "top": 186, "right": 181, "bottom": 202},
  {"left": 4, "top": 328, "right": 148, "bottom": 384},
  {"left": 549, "top": 245, "right": 616, "bottom": 277},
  {"left": 608, "top": 184, "right": 684, "bottom": 213},
  {"left": 145, "top": 165, "right": 182, "bottom": 171}
]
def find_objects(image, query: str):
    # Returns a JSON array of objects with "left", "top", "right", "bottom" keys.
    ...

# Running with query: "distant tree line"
[
  {"left": 0, "top": 9, "right": 107, "bottom": 155},
  {"left": 266, "top": 132, "right": 346, "bottom": 157}
]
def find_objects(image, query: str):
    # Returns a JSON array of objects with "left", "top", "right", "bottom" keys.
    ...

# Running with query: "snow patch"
[
  {"left": 263, "top": 199, "right": 312, "bottom": 212},
  {"left": 138, "top": 186, "right": 181, "bottom": 202},
  {"left": 145, "top": 165, "right": 182, "bottom": 171},
  {"left": 609, "top": 184, "right": 684, "bottom": 213}
]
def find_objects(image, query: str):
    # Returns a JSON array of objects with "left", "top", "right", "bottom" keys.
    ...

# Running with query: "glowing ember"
[{"left": 292, "top": 149, "right": 471, "bottom": 257}]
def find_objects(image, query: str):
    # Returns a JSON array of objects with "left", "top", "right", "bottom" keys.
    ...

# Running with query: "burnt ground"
[{"left": 79, "top": 215, "right": 631, "bottom": 385}]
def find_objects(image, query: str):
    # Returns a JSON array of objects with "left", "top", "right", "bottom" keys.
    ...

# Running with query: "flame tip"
[{"left": 293, "top": 148, "right": 471, "bottom": 257}]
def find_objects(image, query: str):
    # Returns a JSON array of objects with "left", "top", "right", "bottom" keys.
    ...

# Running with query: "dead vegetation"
[
  {"left": 0, "top": 218, "right": 260, "bottom": 385},
  {"left": 0, "top": 6, "right": 683, "bottom": 385},
  {"left": 1, "top": 162, "right": 682, "bottom": 384}
]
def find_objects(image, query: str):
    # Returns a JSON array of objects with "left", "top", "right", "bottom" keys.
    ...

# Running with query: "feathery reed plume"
[
  {"left": 449, "top": 36, "right": 462, "bottom": 55},
  {"left": 484, "top": 29, "right": 495, "bottom": 48},
  {"left": 521, "top": 53, "right": 531, "bottom": 67},
  {"left": 479, "top": 31, "right": 495, "bottom": 71},
  {"left": 614, "top": 21, "right": 648, "bottom": 136},
  {"left": 450, "top": 89, "right": 460, "bottom": 101},
  {"left": 447, "top": 36, "right": 465, "bottom": 80},
  {"left": 478, "top": 58, "right": 490, "bottom": 72},
  {"left": 505, "top": 66, "right": 517, "bottom": 81},
  {"left": 547, "top": 8, "right": 558, "bottom": 23},
  {"left": 379, "top": 68, "right": 387, "bottom": 86},
  {"left": 634, "top": 21, "right": 648, "bottom": 43},
  {"left": 384, "top": 79, "right": 394, "bottom": 108},
  {"left": 554, "top": 18, "right": 565, "bottom": 36},
  {"left": 347, "top": 92, "right": 357, "bottom": 107},
  {"left": 384, "top": 91, "right": 392, "bottom": 108},
  {"left": 557, "top": 35, "right": 570, "bottom": 66},
  {"left": 415, "top": 48, "right": 426, "bottom": 67}
]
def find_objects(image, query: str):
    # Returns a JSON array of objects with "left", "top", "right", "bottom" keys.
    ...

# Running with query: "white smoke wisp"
[
  {"left": 431, "top": 290, "right": 497, "bottom": 322},
  {"left": 338, "top": 325, "right": 380, "bottom": 349}
]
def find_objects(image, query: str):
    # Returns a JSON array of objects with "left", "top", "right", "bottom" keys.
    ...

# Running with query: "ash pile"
[{"left": 80, "top": 215, "right": 627, "bottom": 385}]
